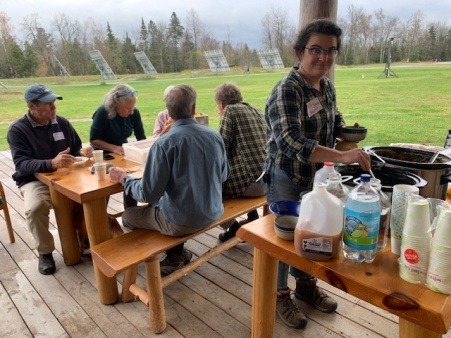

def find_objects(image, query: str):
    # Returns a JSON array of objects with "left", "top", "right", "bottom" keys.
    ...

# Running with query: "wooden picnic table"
[
  {"left": 237, "top": 214, "right": 451, "bottom": 338},
  {"left": 37, "top": 155, "right": 142, "bottom": 305}
]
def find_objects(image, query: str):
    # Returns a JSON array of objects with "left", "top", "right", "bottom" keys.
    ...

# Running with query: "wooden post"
[{"left": 299, "top": 0, "right": 338, "bottom": 82}]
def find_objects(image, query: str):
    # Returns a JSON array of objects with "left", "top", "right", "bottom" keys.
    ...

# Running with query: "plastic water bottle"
[
  {"left": 326, "top": 173, "right": 349, "bottom": 205},
  {"left": 314, "top": 162, "right": 337, "bottom": 184},
  {"left": 370, "top": 178, "right": 391, "bottom": 252},
  {"left": 343, "top": 174, "right": 381, "bottom": 263}
]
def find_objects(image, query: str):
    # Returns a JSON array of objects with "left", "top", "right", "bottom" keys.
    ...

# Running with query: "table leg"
[
  {"left": 49, "top": 186, "right": 80, "bottom": 266},
  {"left": 399, "top": 318, "right": 441, "bottom": 338},
  {"left": 252, "top": 247, "right": 278, "bottom": 338},
  {"left": 83, "top": 198, "right": 118, "bottom": 305}
]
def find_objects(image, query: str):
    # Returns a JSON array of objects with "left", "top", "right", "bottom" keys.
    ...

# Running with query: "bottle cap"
[
  {"left": 360, "top": 173, "right": 371, "bottom": 182},
  {"left": 324, "top": 162, "right": 334, "bottom": 166}
]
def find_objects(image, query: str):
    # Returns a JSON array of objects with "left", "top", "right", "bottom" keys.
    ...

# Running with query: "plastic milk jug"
[{"left": 294, "top": 182, "right": 344, "bottom": 261}]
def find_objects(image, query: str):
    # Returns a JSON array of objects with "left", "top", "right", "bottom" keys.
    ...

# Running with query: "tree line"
[{"left": 0, "top": 5, "right": 450, "bottom": 79}]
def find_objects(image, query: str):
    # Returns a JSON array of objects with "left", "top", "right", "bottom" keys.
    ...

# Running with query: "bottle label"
[
  {"left": 302, "top": 237, "right": 333, "bottom": 256},
  {"left": 343, "top": 209, "right": 380, "bottom": 250}
]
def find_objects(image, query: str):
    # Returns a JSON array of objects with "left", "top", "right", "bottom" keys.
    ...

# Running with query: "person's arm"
[
  {"left": 308, "top": 145, "right": 371, "bottom": 172},
  {"left": 219, "top": 107, "right": 234, "bottom": 160},
  {"left": 90, "top": 107, "right": 124, "bottom": 154},
  {"left": 132, "top": 108, "right": 146, "bottom": 141}
]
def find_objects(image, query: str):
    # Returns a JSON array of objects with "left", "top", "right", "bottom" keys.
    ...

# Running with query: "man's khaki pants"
[{"left": 19, "top": 181, "right": 54, "bottom": 254}]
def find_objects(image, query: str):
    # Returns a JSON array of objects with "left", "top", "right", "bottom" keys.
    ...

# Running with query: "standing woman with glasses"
[
  {"left": 264, "top": 19, "right": 371, "bottom": 329},
  {"left": 90, "top": 84, "right": 146, "bottom": 155}
]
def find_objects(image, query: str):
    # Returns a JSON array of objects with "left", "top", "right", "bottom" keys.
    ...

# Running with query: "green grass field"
[{"left": 1, "top": 62, "right": 450, "bottom": 151}]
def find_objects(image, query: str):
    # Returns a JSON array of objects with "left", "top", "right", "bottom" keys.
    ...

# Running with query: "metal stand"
[{"left": 378, "top": 37, "right": 398, "bottom": 78}]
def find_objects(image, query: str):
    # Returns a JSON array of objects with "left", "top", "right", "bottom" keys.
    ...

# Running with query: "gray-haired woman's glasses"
[{"left": 117, "top": 90, "right": 138, "bottom": 98}]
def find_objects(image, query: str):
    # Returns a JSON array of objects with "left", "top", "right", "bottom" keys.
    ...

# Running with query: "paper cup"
[
  {"left": 93, "top": 150, "right": 104, "bottom": 163},
  {"left": 403, "top": 197, "right": 431, "bottom": 237},
  {"left": 390, "top": 184, "right": 419, "bottom": 254},
  {"left": 427, "top": 241, "right": 451, "bottom": 294},
  {"left": 432, "top": 208, "right": 451, "bottom": 246},
  {"left": 93, "top": 163, "right": 107, "bottom": 180},
  {"left": 399, "top": 234, "right": 431, "bottom": 284}
]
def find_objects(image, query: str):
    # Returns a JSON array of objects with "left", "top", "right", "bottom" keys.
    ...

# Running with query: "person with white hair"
[
  {"left": 153, "top": 85, "right": 175, "bottom": 137},
  {"left": 90, "top": 83, "right": 146, "bottom": 155}
]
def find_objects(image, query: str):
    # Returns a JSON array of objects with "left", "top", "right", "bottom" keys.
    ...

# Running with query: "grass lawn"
[{"left": 0, "top": 62, "right": 450, "bottom": 151}]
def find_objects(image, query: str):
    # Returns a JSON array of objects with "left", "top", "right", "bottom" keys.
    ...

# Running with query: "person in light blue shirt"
[{"left": 109, "top": 84, "right": 229, "bottom": 276}]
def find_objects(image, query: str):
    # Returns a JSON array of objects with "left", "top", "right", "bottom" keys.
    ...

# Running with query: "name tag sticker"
[
  {"left": 307, "top": 98, "right": 322, "bottom": 117},
  {"left": 53, "top": 132, "right": 65, "bottom": 141}
]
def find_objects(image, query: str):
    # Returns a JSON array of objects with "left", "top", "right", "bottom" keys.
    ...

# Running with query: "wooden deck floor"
[{"left": 1, "top": 150, "right": 450, "bottom": 338}]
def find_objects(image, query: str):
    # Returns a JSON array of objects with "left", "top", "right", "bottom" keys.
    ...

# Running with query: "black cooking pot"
[
  {"left": 336, "top": 164, "right": 427, "bottom": 192},
  {"left": 365, "top": 146, "right": 451, "bottom": 170}
]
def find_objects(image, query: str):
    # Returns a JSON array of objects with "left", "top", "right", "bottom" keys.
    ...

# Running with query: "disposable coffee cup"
[
  {"left": 390, "top": 184, "right": 419, "bottom": 254},
  {"left": 93, "top": 163, "right": 107, "bottom": 180},
  {"left": 403, "top": 197, "right": 431, "bottom": 237},
  {"left": 93, "top": 150, "right": 104, "bottom": 163}
]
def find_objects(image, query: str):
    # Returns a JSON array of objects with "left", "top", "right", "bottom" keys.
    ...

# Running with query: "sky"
[{"left": 1, "top": 0, "right": 450, "bottom": 49}]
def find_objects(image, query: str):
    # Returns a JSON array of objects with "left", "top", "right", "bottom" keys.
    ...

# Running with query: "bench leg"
[
  {"left": 146, "top": 258, "right": 166, "bottom": 334},
  {"left": 122, "top": 265, "right": 138, "bottom": 302}
]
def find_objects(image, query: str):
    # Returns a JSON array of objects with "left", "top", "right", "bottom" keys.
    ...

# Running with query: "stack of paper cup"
[
  {"left": 390, "top": 184, "right": 419, "bottom": 255},
  {"left": 399, "top": 197, "right": 431, "bottom": 284},
  {"left": 427, "top": 206, "right": 451, "bottom": 294}
]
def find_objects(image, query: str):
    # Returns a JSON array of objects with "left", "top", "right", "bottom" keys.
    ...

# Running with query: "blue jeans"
[{"left": 266, "top": 160, "right": 312, "bottom": 290}]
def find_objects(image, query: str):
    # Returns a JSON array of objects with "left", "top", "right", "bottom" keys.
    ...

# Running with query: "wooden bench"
[{"left": 91, "top": 196, "right": 268, "bottom": 333}]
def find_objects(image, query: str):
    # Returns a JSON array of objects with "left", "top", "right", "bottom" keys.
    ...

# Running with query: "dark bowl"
[
  {"left": 341, "top": 126, "right": 367, "bottom": 142},
  {"left": 269, "top": 200, "right": 300, "bottom": 217}
]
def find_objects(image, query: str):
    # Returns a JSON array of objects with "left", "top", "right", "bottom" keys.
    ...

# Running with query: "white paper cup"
[
  {"left": 93, "top": 150, "right": 104, "bottom": 163},
  {"left": 93, "top": 163, "right": 107, "bottom": 180},
  {"left": 432, "top": 208, "right": 451, "bottom": 246},
  {"left": 403, "top": 197, "right": 431, "bottom": 237},
  {"left": 399, "top": 234, "right": 431, "bottom": 284},
  {"left": 427, "top": 241, "right": 451, "bottom": 294},
  {"left": 390, "top": 184, "right": 419, "bottom": 254}
]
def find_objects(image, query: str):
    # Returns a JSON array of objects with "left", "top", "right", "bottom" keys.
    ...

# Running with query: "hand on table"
[
  {"left": 108, "top": 166, "right": 128, "bottom": 184},
  {"left": 80, "top": 145, "right": 93, "bottom": 158}
]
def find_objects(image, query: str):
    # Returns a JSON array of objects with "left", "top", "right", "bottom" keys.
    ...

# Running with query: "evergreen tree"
[
  {"left": 166, "top": 12, "right": 184, "bottom": 72},
  {"left": 120, "top": 33, "right": 138, "bottom": 74}
]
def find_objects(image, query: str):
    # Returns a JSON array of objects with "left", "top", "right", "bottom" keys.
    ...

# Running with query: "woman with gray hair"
[{"left": 90, "top": 84, "right": 146, "bottom": 155}]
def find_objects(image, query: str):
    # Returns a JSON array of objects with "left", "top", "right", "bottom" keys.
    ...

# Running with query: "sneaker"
[
  {"left": 160, "top": 249, "right": 193, "bottom": 276},
  {"left": 276, "top": 288, "right": 307, "bottom": 329},
  {"left": 218, "top": 221, "right": 241, "bottom": 242},
  {"left": 294, "top": 278, "right": 337, "bottom": 313},
  {"left": 38, "top": 253, "right": 56, "bottom": 275}
]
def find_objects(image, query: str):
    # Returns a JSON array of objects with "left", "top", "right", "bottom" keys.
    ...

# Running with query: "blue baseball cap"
[{"left": 24, "top": 84, "right": 63, "bottom": 103}]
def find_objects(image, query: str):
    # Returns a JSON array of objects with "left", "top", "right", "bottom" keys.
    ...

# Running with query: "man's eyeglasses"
[
  {"left": 116, "top": 90, "right": 138, "bottom": 98},
  {"left": 305, "top": 47, "right": 339, "bottom": 58}
]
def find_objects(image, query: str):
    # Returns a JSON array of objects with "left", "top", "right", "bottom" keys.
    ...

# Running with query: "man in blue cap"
[{"left": 7, "top": 84, "right": 92, "bottom": 275}]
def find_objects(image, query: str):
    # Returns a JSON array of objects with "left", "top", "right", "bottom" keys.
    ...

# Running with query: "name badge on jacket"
[
  {"left": 306, "top": 97, "right": 323, "bottom": 117},
  {"left": 53, "top": 132, "right": 65, "bottom": 141}
]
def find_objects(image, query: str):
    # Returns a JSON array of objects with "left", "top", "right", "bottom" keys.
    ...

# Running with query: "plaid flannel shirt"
[
  {"left": 220, "top": 102, "right": 266, "bottom": 198},
  {"left": 265, "top": 67, "right": 338, "bottom": 189}
]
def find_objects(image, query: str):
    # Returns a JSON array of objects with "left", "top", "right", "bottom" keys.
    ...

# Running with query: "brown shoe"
[
  {"left": 109, "top": 216, "right": 124, "bottom": 238},
  {"left": 276, "top": 288, "right": 307, "bottom": 329},
  {"left": 295, "top": 277, "right": 337, "bottom": 313}
]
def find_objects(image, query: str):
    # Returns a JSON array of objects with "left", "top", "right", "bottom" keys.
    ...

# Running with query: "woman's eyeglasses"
[
  {"left": 116, "top": 90, "right": 138, "bottom": 98},
  {"left": 305, "top": 47, "right": 339, "bottom": 58}
]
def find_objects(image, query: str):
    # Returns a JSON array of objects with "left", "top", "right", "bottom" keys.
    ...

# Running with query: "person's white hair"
[{"left": 163, "top": 86, "right": 175, "bottom": 100}]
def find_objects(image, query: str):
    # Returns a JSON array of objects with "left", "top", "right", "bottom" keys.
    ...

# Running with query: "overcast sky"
[{"left": 2, "top": 0, "right": 450, "bottom": 49}]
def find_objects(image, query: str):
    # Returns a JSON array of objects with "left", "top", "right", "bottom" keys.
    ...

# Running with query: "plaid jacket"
[{"left": 220, "top": 102, "right": 266, "bottom": 198}]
